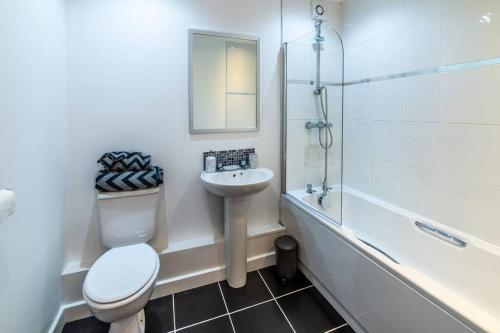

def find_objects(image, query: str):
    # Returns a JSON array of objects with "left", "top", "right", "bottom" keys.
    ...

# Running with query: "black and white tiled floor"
[{"left": 62, "top": 266, "right": 355, "bottom": 333}]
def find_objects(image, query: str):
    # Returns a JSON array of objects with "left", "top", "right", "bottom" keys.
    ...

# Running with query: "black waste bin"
[{"left": 274, "top": 235, "right": 298, "bottom": 282}]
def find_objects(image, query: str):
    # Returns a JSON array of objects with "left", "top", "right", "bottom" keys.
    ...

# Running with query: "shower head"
[
  {"left": 314, "top": 20, "right": 323, "bottom": 37},
  {"left": 313, "top": 19, "right": 325, "bottom": 44},
  {"left": 314, "top": 19, "right": 323, "bottom": 30}
]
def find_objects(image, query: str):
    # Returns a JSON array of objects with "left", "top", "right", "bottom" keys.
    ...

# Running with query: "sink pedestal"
[
  {"left": 224, "top": 196, "right": 250, "bottom": 288},
  {"left": 200, "top": 167, "right": 274, "bottom": 288}
]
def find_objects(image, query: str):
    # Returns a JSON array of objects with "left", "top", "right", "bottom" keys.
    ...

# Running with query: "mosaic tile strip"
[{"left": 202, "top": 148, "right": 255, "bottom": 171}]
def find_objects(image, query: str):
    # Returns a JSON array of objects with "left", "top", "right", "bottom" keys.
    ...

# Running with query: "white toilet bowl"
[{"left": 83, "top": 243, "right": 159, "bottom": 333}]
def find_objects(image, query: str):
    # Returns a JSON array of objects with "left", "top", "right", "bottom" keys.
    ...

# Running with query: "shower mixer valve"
[{"left": 305, "top": 121, "right": 333, "bottom": 129}]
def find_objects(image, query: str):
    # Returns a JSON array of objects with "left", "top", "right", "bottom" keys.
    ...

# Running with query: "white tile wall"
[
  {"left": 492, "top": 65, "right": 500, "bottom": 123},
  {"left": 344, "top": 83, "right": 373, "bottom": 120},
  {"left": 439, "top": 67, "right": 492, "bottom": 124},
  {"left": 495, "top": 0, "right": 500, "bottom": 55},
  {"left": 344, "top": 153, "right": 373, "bottom": 194},
  {"left": 441, "top": 0, "right": 488, "bottom": 15},
  {"left": 487, "top": 187, "right": 500, "bottom": 243},
  {"left": 344, "top": 0, "right": 499, "bottom": 82},
  {"left": 488, "top": 126, "right": 500, "bottom": 186},
  {"left": 402, "top": 74, "right": 440, "bottom": 122},
  {"left": 403, "top": 0, "right": 442, "bottom": 26},
  {"left": 400, "top": 122, "right": 440, "bottom": 170},
  {"left": 371, "top": 29, "right": 403, "bottom": 77},
  {"left": 434, "top": 176, "right": 490, "bottom": 239},
  {"left": 399, "top": 166, "right": 439, "bottom": 219},
  {"left": 342, "top": 0, "right": 500, "bottom": 246},
  {"left": 402, "top": 17, "right": 441, "bottom": 71},
  {"left": 441, "top": 1, "right": 494, "bottom": 65},
  {"left": 370, "top": 121, "right": 402, "bottom": 163},
  {"left": 371, "top": 79, "right": 403, "bottom": 121},
  {"left": 344, "top": 40, "right": 374, "bottom": 80},
  {"left": 371, "top": 160, "right": 402, "bottom": 204},
  {"left": 435, "top": 124, "right": 490, "bottom": 182}
]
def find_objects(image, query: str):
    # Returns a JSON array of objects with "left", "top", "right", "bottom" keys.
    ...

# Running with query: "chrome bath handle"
[
  {"left": 415, "top": 221, "right": 467, "bottom": 248},
  {"left": 357, "top": 238, "right": 399, "bottom": 264}
]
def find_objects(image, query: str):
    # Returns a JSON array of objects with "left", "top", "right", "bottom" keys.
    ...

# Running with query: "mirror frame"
[{"left": 189, "top": 29, "right": 260, "bottom": 134}]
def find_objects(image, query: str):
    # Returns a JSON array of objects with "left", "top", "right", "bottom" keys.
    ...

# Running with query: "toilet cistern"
[{"left": 200, "top": 167, "right": 274, "bottom": 287}]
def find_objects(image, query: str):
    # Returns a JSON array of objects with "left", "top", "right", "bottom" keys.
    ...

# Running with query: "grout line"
[
  {"left": 257, "top": 269, "right": 297, "bottom": 333},
  {"left": 226, "top": 284, "right": 313, "bottom": 315},
  {"left": 170, "top": 273, "right": 315, "bottom": 333},
  {"left": 176, "top": 314, "right": 229, "bottom": 332},
  {"left": 324, "top": 323, "right": 348, "bottom": 333},
  {"left": 256, "top": 269, "right": 276, "bottom": 299},
  {"left": 172, "top": 293, "right": 176, "bottom": 332},
  {"left": 173, "top": 299, "right": 279, "bottom": 333},
  {"left": 218, "top": 282, "right": 237, "bottom": 333},
  {"left": 229, "top": 298, "right": 276, "bottom": 314},
  {"left": 275, "top": 285, "right": 314, "bottom": 300}
]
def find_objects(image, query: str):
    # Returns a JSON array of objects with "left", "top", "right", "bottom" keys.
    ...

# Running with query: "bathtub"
[{"left": 281, "top": 187, "right": 500, "bottom": 333}]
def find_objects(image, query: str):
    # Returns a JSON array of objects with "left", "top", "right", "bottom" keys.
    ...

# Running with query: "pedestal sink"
[{"left": 200, "top": 167, "right": 274, "bottom": 288}]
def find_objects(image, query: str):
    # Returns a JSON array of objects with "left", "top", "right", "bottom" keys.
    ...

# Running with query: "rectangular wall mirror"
[{"left": 189, "top": 30, "right": 260, "bottom": 134}]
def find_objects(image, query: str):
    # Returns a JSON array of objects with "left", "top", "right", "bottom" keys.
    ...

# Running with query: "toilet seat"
[{"left": 84, "top": 244, "right": 158, "bottom": 304}]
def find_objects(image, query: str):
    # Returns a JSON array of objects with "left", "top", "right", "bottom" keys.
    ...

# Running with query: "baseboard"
[
  {"left": 60, "top": 252, "right": 276, "bottom": 325},
  {"left": 298, "top": 261, "right": 368, "bottom": 333},
  {"left": 53, "top": 223, "right": 285, "bottom": 330},
  {"left": 47, "top": 307, "right": 65, "bottom": 333}
]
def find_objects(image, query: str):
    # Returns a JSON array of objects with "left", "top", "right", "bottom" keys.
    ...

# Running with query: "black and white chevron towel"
[
  {"left": 95, "top": 166, "right": 164, "bottom": 192},
  {"left": 97, "top": 151, "right": 151, "bottom": 171}
]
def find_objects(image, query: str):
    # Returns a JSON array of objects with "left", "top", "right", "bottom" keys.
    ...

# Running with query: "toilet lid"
[{"left": 84, "top": 244, "right": 158, "bottom": 303}]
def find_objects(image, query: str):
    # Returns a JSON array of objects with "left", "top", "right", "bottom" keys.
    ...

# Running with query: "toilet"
[{"left": 83, "top": 187, "right": 160, "bottom": 333}]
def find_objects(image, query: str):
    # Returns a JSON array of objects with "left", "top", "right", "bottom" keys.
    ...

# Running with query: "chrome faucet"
[
  {"left": 318, "top": 181, "right": 333, "bottom": 208},
  {"left": 240, "top": 160, "right": 248, "bottom": 170},
  {"left": 306, "top": 184, "right": 316, "bottom": 194},
  {"left": 321, "top": 180, "right": 332, "bottom": 193}
]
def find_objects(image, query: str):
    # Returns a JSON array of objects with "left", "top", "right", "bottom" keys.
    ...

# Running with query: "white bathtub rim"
[
  {"left": 288, "top": 186, "right": 500, "bottom": 257},
  {"left": 344, "top": 187, "right": 500, "bottom": 256},
  {"left": 281, "top": 193, "right": 500, "bottom": 333}
]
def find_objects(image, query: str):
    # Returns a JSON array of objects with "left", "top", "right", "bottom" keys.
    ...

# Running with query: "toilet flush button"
[{"left": 0, "top": 189, "right": 16, "bottom": 225}]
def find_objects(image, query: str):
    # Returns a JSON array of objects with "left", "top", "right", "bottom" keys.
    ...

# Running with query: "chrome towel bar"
[{"left": 415, "top": 221, "right": 467, "bottom": 248}]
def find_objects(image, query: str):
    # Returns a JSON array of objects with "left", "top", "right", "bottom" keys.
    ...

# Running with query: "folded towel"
[
  {"left": 97, "top": 151, "right": 151, "bottom": 171},
  {"left": 95, "top": 166, "right": 164, "bottom": 192}
]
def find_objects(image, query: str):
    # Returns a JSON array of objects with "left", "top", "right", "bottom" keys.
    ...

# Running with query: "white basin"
[
  {"left": 200, "top": 167, "right": 274, "bottom": 198},
  {"left": 200, "top": 167, "right": 274, "bottom": 288}
]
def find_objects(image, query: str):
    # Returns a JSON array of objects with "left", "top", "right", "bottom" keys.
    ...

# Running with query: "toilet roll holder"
[{"left": 0, "top": 188, "right": 16, "bottom": 225}]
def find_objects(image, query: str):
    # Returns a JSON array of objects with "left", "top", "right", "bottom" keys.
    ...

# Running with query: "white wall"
[
  {"left": 342, "top": 0, "right": 500, "bottom": 245},
  {"left": 0, "top": 0, "right": 67, "bottom": 332},
  {"left": 63, "top": 0, "right": 282, "bottom": 267}
]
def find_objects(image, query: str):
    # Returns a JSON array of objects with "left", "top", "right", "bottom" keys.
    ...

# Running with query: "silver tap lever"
[{"left": 306, "top": 184, "right": 316, "bottom": 194}]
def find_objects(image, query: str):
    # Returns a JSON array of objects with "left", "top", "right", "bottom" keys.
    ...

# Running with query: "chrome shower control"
[{"left": 306, "top": 184, "right": 316, "bottom": 194}]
